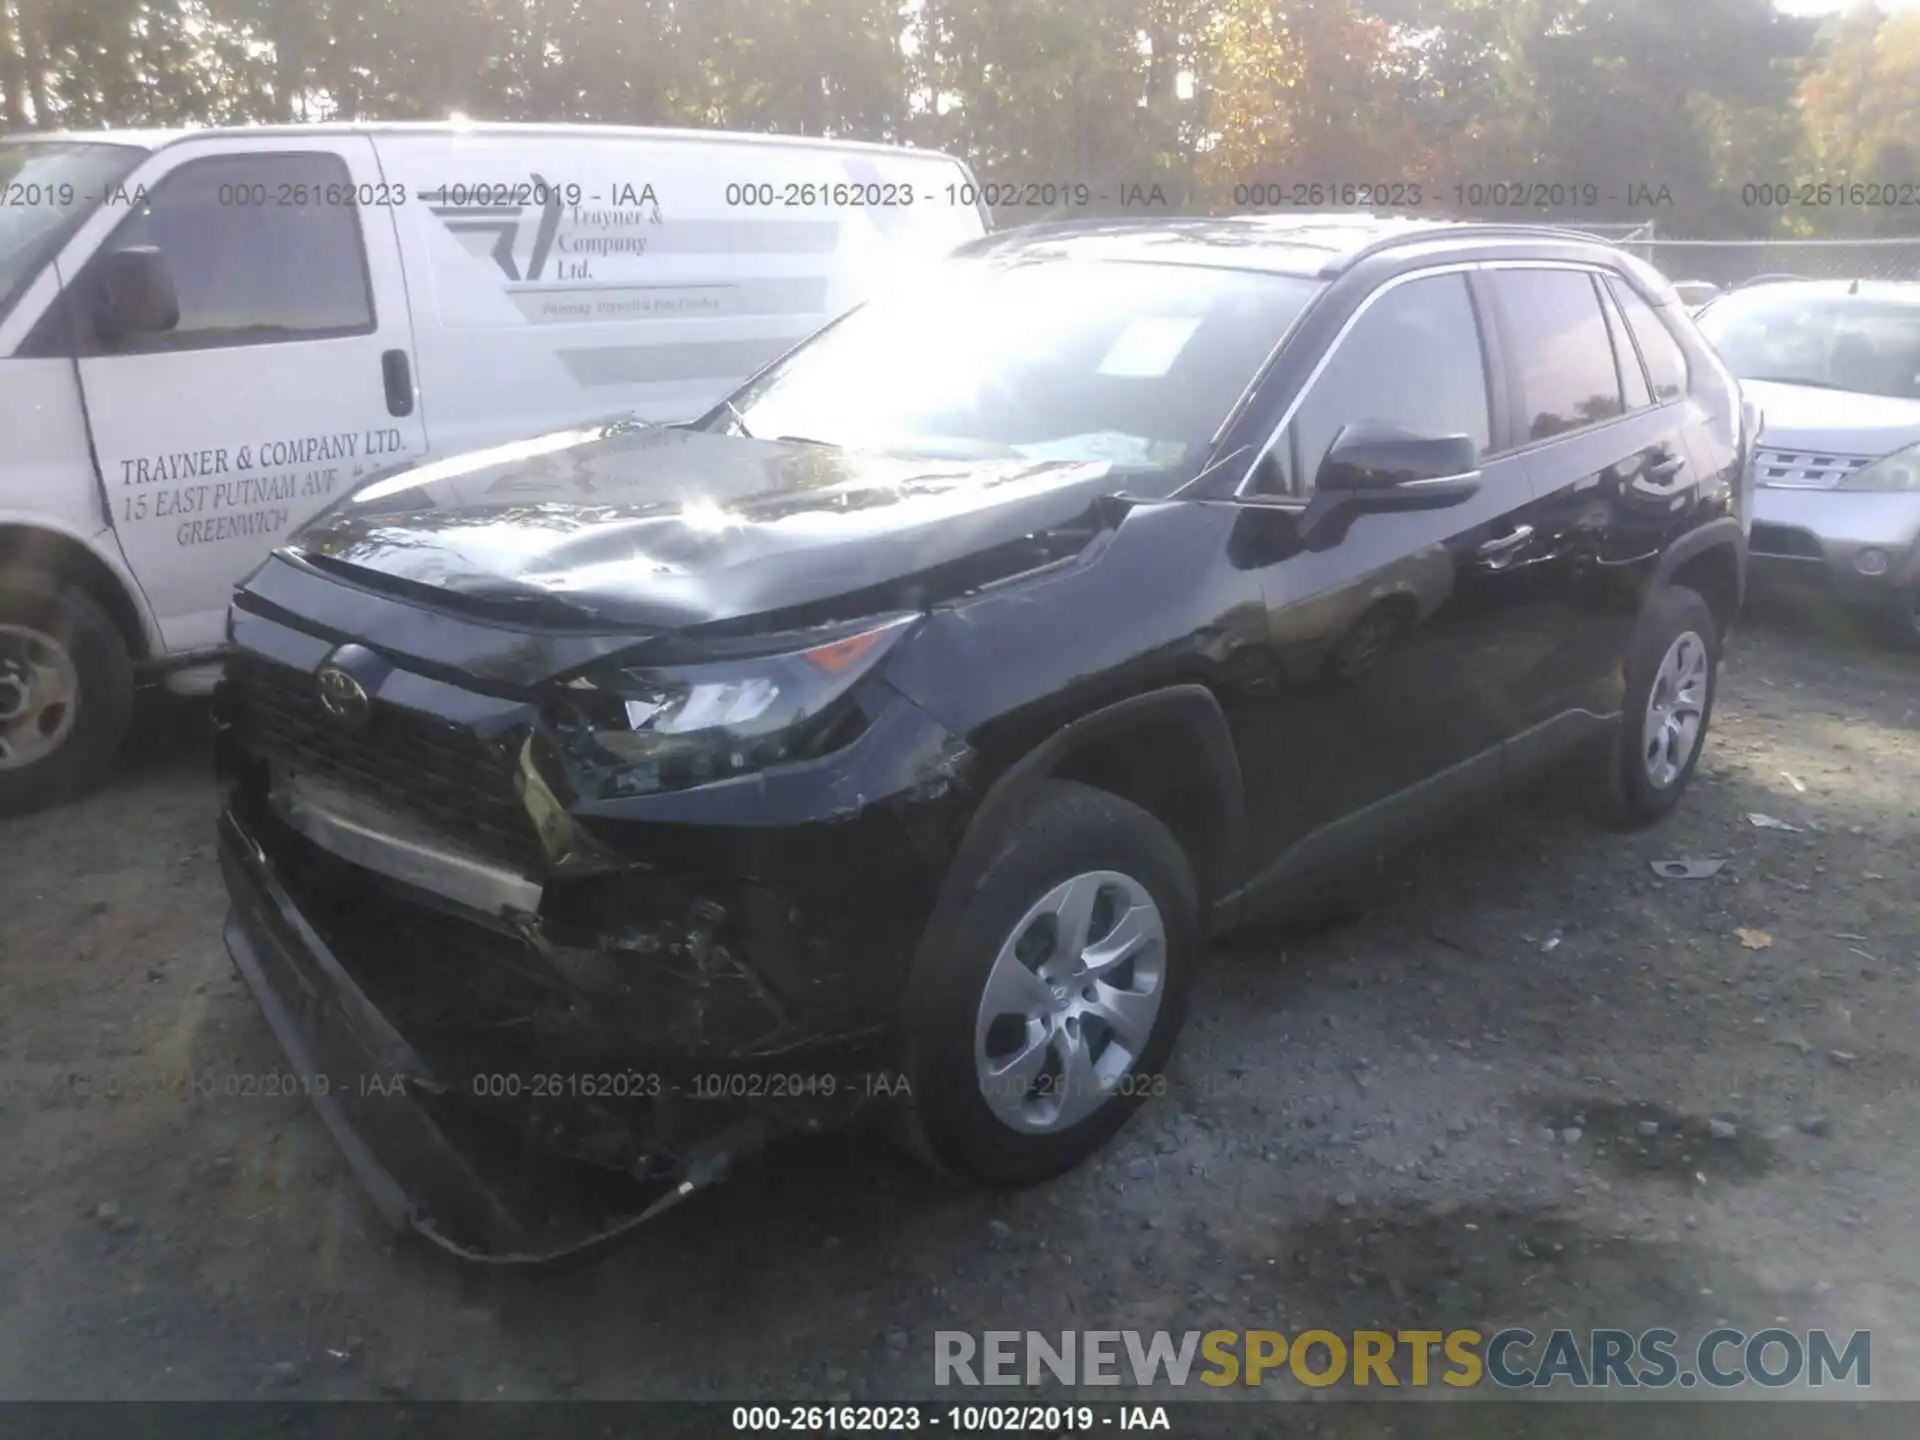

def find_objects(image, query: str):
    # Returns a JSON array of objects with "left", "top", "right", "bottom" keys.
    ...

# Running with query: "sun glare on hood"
[
  {"left": 677, "top": 496, "right": 744, "bottom": 533},
  {"left": 351, "top": 426, "right": 609, "bottom": 504}
]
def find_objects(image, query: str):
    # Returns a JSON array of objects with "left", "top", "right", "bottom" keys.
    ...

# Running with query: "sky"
[{"left": 1774, "top": 0, "right": 1918, "bottom": 12}]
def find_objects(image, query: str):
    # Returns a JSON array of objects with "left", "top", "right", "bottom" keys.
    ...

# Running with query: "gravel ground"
[{"left": 0, "top": 601, "right": 1915, "bottom": 1409}]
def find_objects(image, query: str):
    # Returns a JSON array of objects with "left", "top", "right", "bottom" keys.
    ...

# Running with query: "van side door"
[
  {"left": 373, "top": 135, "right": 991, "bottom": 461},
  {"left": 29, "top": 136, "right": 429, "bottom": 656}
]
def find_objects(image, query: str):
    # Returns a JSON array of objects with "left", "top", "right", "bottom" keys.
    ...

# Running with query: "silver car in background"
[
  {"left": 1671, "top": 279, "right": 1723, "bottom": 312},
  {"left": 1695, "top": 280, "right": 1920, "bottom": 648}
]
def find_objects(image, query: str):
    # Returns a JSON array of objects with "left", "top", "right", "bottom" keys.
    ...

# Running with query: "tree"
[
  {"left": 1, "top": 1, "right": 30, "bottom": 130},
  {"left": 1799, "top": 4, "right": 1920, "bottom": 234},
  {"left": 0, "top": 0, "right": 1873, "bottom": 245},
  {"left": 1199, "top": 0, "right": 1426, "bottom": 197}
]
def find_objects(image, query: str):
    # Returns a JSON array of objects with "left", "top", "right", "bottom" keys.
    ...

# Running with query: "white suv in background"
[{"left": 1695, "top": 279, "right": 1920, "bottom": 648}]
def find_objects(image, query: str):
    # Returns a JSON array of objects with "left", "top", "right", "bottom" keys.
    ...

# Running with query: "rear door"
[
  {"left": 1482, "top": 264, "right": 1696, "bottom": 745},
  {"left": 63, "top": 136, "right": 428, "bottom": 654}
]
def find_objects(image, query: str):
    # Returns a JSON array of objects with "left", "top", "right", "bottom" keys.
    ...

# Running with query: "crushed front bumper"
[{"left": 219, "top": 808, "right": 768, "bottom": 1264}]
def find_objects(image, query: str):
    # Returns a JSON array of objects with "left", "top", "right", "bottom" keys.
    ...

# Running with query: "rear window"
[
  {"left": 1610, "top": 279, "right": 1689, "bottom": 403},
  {"left": 1490, "top": 269, "right": 1624, "bottom": 442}
]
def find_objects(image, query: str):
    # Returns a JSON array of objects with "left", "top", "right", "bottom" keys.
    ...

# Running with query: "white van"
[{"left": 0, "top": 122, "right": 987, "bottom": 812}]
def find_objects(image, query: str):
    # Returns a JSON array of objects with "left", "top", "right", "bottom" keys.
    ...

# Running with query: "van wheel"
[
  {"left": 0, "top": 575, "right": 133, "bottom": 817},
  {"left": 898, "top": 780, "right": 1198, "bottom": 1187},
  {"left": 1588, "top": 584, "right": 1719, "bottom": 829}
]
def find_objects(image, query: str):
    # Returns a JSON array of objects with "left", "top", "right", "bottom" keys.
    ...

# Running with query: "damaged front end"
[{"left": 213, "top": 588, "right": 977, "bottom": 1264}]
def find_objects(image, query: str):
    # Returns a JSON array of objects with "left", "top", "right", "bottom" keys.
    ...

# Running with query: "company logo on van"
[
  {"left": 428, "top": 173, "right": 570, "bottom": 283},
  {"left": 429, "top": 173, "right": 662, "bottom": 285}
]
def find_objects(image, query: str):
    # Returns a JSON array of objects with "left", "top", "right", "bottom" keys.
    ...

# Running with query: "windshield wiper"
[
  {"left": 772, "top": 434, "right": 843, "bottom": 449},
  {"left": 723, "top": 400, "right": 754, "bottom": 438}
]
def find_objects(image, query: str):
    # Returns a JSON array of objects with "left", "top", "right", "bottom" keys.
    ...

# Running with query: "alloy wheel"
[
  {"left": 1641, "top": 628, "right": 1709, "bottom": 790},
  {"left": 973, "top": 870, "right": 1167, "bottom": 1134}
]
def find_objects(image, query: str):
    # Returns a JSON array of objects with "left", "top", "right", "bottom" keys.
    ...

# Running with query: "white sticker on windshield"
[
  {"left": 1095, "top": 316, "right": 1204, "bottom": 377},
  {"left": 1014, "top": 433, "right": 1186, "bottom": 466}
]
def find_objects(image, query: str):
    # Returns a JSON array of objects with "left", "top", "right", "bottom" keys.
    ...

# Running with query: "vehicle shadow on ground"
[
  {"left": 114, "top": 692, "right": 214, "bottom": 788},
  {"left": 367, "top": 617, "right": 1917, "bottom": 1398},
  {"left": 376, "top": 804, "right": 1784, "bottom": 1395},
  {"left": 15, "top": 618, "right": 1908, "bottom": 1400},
  {"left": 1743, "top": 584, "right": 1910, "bottom": 658}
]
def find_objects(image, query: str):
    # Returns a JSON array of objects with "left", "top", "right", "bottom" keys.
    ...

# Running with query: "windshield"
[
  {"left": 712, "top": 257, "right": 1322, "bottom": 479},
  {"left": 0, "top": 141, "right": 146, "bottom": 326},
  {"left": 1696, "top": 287, "right": 1920, "bottom": 400}
]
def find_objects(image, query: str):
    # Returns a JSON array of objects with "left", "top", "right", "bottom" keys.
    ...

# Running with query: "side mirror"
[
  {"left": 94, "top": 246, "right": 179, "bottom": 341},
  {"left": 1296, "top": 421, "right": 1480, "bottom": 549},
  {"left": 1314, "top": 421, "right": 1480, "bottom": 494}
]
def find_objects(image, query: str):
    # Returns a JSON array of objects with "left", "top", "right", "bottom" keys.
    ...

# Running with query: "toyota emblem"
[{"left": 315, "top": 664, "right": 371, "bottom": 727}]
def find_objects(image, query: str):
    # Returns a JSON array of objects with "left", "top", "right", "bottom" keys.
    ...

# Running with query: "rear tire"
[
  {"left": 0, "top": 574, "right": 134, "bottom": 817},
  {"left": 897, "top": 780, "right": 1199, "bottom": 1188},
  {"left": 1587, "top": 584, "right": 1719, "bottom": 829}
]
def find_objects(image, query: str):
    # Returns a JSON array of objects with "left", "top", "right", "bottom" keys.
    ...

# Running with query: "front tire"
[
  {"left": 0, "top": 574, "right": 134, "bottom": 817},
  {"left": 898, "top": 780, "right": 1199, "bottom": 1187},
  {"left": 1590, "top": 584, "right": 1719, "bottom": 829}
]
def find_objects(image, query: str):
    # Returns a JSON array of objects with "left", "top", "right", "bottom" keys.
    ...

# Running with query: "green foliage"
[{"left": 0, "top": 0, "right": 1914, "bottom": 238}]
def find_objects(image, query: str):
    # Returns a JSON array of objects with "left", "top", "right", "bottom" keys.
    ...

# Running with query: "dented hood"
[{"left": 287, "top": 424, "right": 1124, "bottom": 630}]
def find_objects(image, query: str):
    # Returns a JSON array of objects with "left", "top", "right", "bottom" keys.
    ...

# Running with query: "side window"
[
  {"left": 1260, "top": 273, "right": 1491, "bottom": 496},
  {"left": 1492, "top": 268, "right": 1624, "bottom": 442},
  {"left": 78, "top": 152, "right": 373, "bottom": 355},
  {"left": 1609, "top": 277, "right": 1690, "bottom": 403},
  {"left": 1598, "top": 280, "right": 1653, "bottom": 410}
]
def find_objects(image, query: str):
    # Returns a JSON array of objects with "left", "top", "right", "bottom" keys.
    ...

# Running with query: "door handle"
[
  {"left": 381, "top": 349, "right": 414, "bottom": 417},
  {"left": 1477, "top": 524, "right": 1534, "bottom": 560}
]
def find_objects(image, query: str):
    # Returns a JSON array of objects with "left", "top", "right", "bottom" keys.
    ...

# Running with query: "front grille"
[
  {"left": 1753, "top": 447, "right": 1875, "bottom": 490},
  {"left": 231, "top": 657, "right": 544, "bottom": 870},
  {"left": 1749, "top": 522, "right": 1827, "bottom": 561}
]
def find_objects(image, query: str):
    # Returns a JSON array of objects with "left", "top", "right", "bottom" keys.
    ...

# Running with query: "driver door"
[
  {"left": 1226, "top": 268, "right": 1556, "bottom": 872},
  {"left": 57, "top": 136, "right": 430, "bottom": 655}
]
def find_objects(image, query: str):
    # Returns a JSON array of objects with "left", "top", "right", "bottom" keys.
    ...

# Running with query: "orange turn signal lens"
[{"left": 801, "top": 628, "right": 891, "bottom": 674}]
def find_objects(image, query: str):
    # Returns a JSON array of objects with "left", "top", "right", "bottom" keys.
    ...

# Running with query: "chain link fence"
[
  {"left": 1435, "top": 221, "right": 1920, "bottom": 288},
  {"left": 1617, "top": 229, "right": 1920, "bottom": 288}
]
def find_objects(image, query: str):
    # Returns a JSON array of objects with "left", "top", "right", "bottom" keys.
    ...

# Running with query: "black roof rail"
[
  {"left": 962, "top": 211, "right": 1632, "bottom": 273},
  {"left": 1326, "top": 219, "right": 1625, "bottom": 274}
]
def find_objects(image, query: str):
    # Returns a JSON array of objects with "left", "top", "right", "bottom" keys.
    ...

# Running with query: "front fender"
[{"left": 924, "top": 683, "right": 1247, "bottom": 932}]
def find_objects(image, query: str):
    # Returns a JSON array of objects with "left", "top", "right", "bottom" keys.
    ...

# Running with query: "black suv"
[{"left": 214, "top": 215, "right": 1753, "bottom": 1261}]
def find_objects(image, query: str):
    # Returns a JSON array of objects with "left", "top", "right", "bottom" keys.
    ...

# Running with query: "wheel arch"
[
  {"left": 0, "top": 523, "right": 153, "bottom": 663},
  {"left": 1652, "top": 517, "right": 1744, "bottom": 641},
  {"left": 935, "top": 685, "right": 1247, "bottom": 929}
]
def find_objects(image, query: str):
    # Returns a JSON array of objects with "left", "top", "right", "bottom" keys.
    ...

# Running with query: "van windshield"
[
  {"left": 0, "top": 141, "right": 146, "bottom": 325},
  {"left": 710, "top": 256, "right": 1322, "bottom": 483}
]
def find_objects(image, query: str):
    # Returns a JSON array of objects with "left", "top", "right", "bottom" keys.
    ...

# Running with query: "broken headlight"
[{"left": 551, "top": 613, "right": 919, "bottom": 796}]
